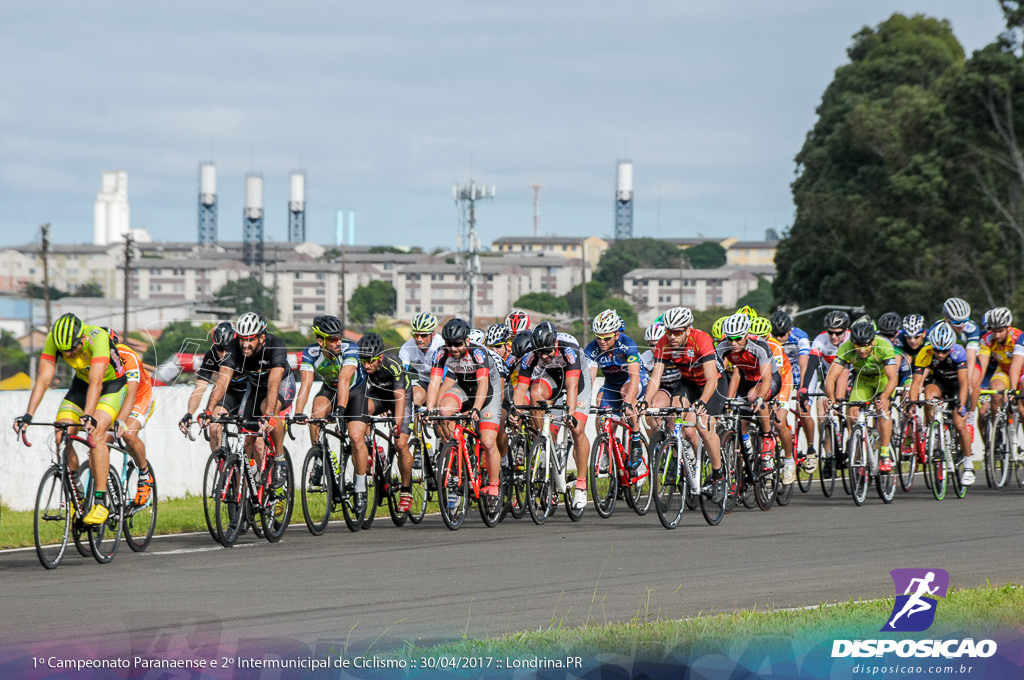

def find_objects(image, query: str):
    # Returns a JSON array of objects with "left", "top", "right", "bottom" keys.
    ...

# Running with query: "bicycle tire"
[
  {"left": 73, "top": 468, "right": 93, "bottom": 558},
  {"left": 407, "top": 438, "right": 429, "bottom": 524},
  {"left": 625, "top": 433, "right": 652, "bottom": 516},
  {"left": 986, "top": 415, "right": 1010, "bottom": 489},
  {"left": 848, "top": 431, "right": 868, "bottom": 506},
  {"left": 752, "top": 433, "right": 775, "bottom": 511},
  {"left": 202, "top": 448, "right": 228, "bottom": 542},
  {"left": 897, "top": 416, "right": 918, "bottom": 492},
  {"left": 339, "top": 444, "right": 365, "bottom": 532},
  {"left": 89, "top": 470, "right": 124, "bottom": 564},
  {"left": 34, "top": 466, "right": 70, "bottom": 570},
  {"left": 301, "top": 446, "right": 332, "bottom": 535},
  {"left": 261, "top": 449, "right": 293, "bottom": 542},
  {"left": 950, "top": 427, "right": 966, "bottom": 500},
  {"left": 795, "top": 418, "right": 814, "bottom": 492},
  {"left": 876, "top": 447, "right": 896, "bottom": 503},
  {"left": 776, "top": 439, "right": 794, "bottom": 507},
  {"left": 124, "top": 461, "right": 158, "bottom": 552},
  {"left": 525, "top": 438, "right": 552, "bottom": 525},
  {"left": 360, "top": 442, "right": 383, "bottom": 530},
  {"left": 817, "top": 419, "right": 837, "bottom": 498},
  {"left": 653, "top": 441, "right": 685, "bottom": 529},
  {"left": 927, "top": 422, "right": 947, "bottom": 501},
  {"left": 557, "top": 432, "right": 583, "bottom": 521},
  {"left": 720, "top": 431, "right": 739, "bottom": 513},
  {"left": 588, "top": 434, "right": 617, "bottom": 518},
  {"left": 382, "top": 447, "right": 408, "bottom": 527},
  {"left": 505, "top": 434, "right": 527, "bottom": 520},
  {"left": 215, "top": 455, "right": 247, "bottom": 546},
  {"left": 436, "top": 440, "right": 467, "bottom": 530},
  {"left": 699, "top": 446, "right": 725, "bottom": 526},
  {"left": 478, "top": 461, "right": 503, "bottom": 528}
]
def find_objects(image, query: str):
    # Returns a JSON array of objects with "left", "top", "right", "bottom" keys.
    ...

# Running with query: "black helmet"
[
  {"left": 770, "top": 310, "right": 792, "bottom": 337},
  {"left": 511, "top": 330, "right": 534, "bottom": 358},
  {"left": 824, "top": 310, "right": 851, "bottom": 331},
  {"left": 358, "top": 332, "right": 385, "bottom": 359},
  {"left": 311, "top": 315, "right": 344, "bottom": 339},
  {"left": 878, "top": 312, "right": 901, "bottom": 336},
  {"left": 211, "top": 321, "right": 235, "bottom": 349},
  {"left": 850, "top": 321, "right": 875, "bottom": 347},
  {"left": 99, "top": 326, "right": 120, "bottom": 345},
  {"left": 440, "top": 318, "right": 470, "bottom": 344},
  {"left": 532, "top": 321, "right": 557, "bottom": 351}
]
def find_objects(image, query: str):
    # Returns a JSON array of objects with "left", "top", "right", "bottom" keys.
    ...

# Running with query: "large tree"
[
  {"left": 214, "top": 277, "right": 277, "bottom": 318},
  {"left": 593, "top": 238, "right": 681, "bottom": 292},
  {"left": 348, "top": 280, "right": 397, "bottom": 324}
]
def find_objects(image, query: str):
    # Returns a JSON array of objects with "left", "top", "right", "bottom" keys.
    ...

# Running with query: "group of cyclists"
[{"left": 13, "top": 292, "right": 1019, "bottom": 540}]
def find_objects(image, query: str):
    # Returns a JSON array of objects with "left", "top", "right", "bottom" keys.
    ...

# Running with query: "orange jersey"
[
  {"left": 116, "top": 343, "right": 152, "bottom": 407},
  {"left": 765, "top": 335, "right": 794, "bottom": 400}
]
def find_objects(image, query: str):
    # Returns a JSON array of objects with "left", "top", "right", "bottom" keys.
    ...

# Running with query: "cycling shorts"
[{"left": 57, "top": 375, "right": 127, "bottom": 424}]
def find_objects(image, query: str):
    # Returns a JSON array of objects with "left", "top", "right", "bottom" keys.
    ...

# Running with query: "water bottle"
[
  {"left": 673, "top": 416, "right": 684, "bottom": 439},
  {"left": 248, "top": 458, "right": 258, "bottom": 480},
  {"left": 741, "top": 432, "right": 754, "bottom": 457}
]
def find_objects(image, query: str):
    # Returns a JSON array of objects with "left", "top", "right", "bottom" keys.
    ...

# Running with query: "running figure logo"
[{"left": 882, "top": 568, "right": 950, "bottom": 632}]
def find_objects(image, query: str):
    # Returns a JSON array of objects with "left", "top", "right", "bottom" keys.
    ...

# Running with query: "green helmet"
[
  {"left": 51, "top": 313, "right": 84, "bottom": 351},
  {"left": 410, "top": 311, "right": 438, "bottom": 333},
  {"left": 711, "top": 315, "right": 729, "bottom": 342}
]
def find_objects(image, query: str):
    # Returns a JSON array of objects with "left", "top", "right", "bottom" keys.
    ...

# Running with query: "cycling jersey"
[
  {"left": 365, "top": 355, "right": 411, "bottom": 401},
  {"left": 775, "top": 327, "right": 810, "bottom": 385},
  {"left": 41, "top": 324, "right": 125, "bottom": 383},
  {"left": 223, "top": 334, "right": 293, "bottom": 388},
  {"left": 914, "top": 343, "right": 968, "bottom": 385},
  {"left": 197, "top": 348, "right": 249, "bottom": 395},
  {"left": 979, "top": 327, "right": 1023, "bottom": 372},
  {"left": 652, "top": 329, "right": 717, "bottom": 386},
  {"left": 116, "top": 342, "right": 153, "bottom": 419},
  {"left": 299, "top": 340, "right": 363, "bottom": 390},
  {"left": 715, "top": 337, "right": 776, "bottom": 383},
  {"left": 399, "top": 334, "right": 444, "bottom": 384},
  {"left": 833, "top": 336, "right": 898, "bottom": 379},
  {"left": 431, "top": 343, "right": 498, "bottom": 401},
  {"left": 584, "top": 333, "right": 647, "bottom": 388},
  {"left": 765, "top": 335, "right": 794, "bottom": 400}
]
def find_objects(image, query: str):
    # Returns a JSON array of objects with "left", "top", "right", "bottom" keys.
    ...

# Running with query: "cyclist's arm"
[
  {"left": 206, "top": 365, "right": 233, "bottom": 413},
  {"left": 82, "top": 360, "right": 108, "bottom": 423},
  {"left": 757, "top": 361, "right": 772, "bottom": 402},
  {"left": 115, "top": 375, "right": 138, "bottom": 425},
  {"left": 564, "top": 370, "right": 580, "bottom": 414},
  {"left": 294, "top": 368, "right": 315, "bottom": 416},
  {"left": 187, "top": 378, "right": 212, "bottom": 416},
  {"left": 823, "top": 360, "right": 843, "bottom": 401},
  {"left": 336, "top": 365, "right": 355, "bottom": 410},
  {"left": 727, "top": 364, "right": 740, "bottom": 398},
  {"left": 24, "top": 356, "right": 57, "bottom": 419},
  {"left": 800, "top": 353, "right": 821, "bottom": 390},
  {"left": 392, "top": 386, "right": 407, "bottom": 432},
  {"left": 425, "top": 372, "right": 442, "bottom": 411},
  {"left": 957, "top": 366, "right": 969, "bottom": 410},
  {"left": 622, "top": 360, "right": 640, "bottom": 404},
  {"left": 879, "top": 361, "right": 898, "bottom": 405},
  {"left": 644, "top": 361, "right": 664, "bottom": 403},
  {"left": 260, "top": 366, "right": 285, "bottom": 416},
  {"left": 471, "top": 368, "right": 489, "bottom": 413},
  {"left": 908, "top": 371, "right": 926, "bottom": 403},
  {"left": 1009, "top": 352, "right": 1024, "bottom": 393}
]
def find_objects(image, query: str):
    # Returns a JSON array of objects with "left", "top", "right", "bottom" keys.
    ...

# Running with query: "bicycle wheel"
[
  {"left": 897, "top": 417, "right": 918, "bottom": 492},
  {"left": 384, "top": 449, "right": 408, "bottom": 527},
  {"left": 407, "top": 438, "right": 428, "bottom": 524},
  {"left": 796, "top": 420, "right": 814, "bottom": 492},
  {"left": 89, "top": 470, "right": 124, "bottom": 564},
  {"left": 202, "top": 448, "right": 228, "bottom": 542},
  {"left": 261, "top": 449, "right": 293, "bottom": 542},
  {"left": 623, "top": 433, "right": 652, "bottom": 515},
  {"left": 525, "top": 438, "right": 552, "bottom": 525},
  {"left": 950, "top": 429, "right": 967, "bottom": 500},
  {"left": 361, "top": 445, "right": 383, "bottom": 531},
  {"left": 561, "top": 438, "right": 584, "bottom": 522},
  {"left": 436, "top": 441, "right": 468, "bottom": 530},
  {"left": 927, "top": 422, "right": 947, "bottom": 501},
  {"left": 478, "top": 463, "right": 503, "bottom": 528},
  {"left": 876, "top": 450, "right": 896, "bottom": 504},
  {"left": 700, "top": 446, "right": 726, "bottom": 526},
  {"left": 301, "top": 446, "right": 331, "bottom": 535},
  {"left": 651, "top": 441, "right": 684, "bottom": 529},
  {"left": 775, "top": 441, "right": 794, "bottom": 507},
  {"left": 34, "top": 466, "right": 71, "bottom": 570},
  {"left": 124, "top": 461, "right": 158, "bottom": 552},
  {"left": 751, "top": 433, "right": 776, "bottom": 511},
  {"left": 986, "top": 415, "right": 1010, "bottom": 490},
  {"left": 818, "top": 420, "right": 837, "bottom": 498},
  {"left": 506, "top": 434, "right": 528, "bottom": 520},
  {"left": 848, "top": 432, "right": 868, "bottom": 506},
  {"left": 588, "top": 434, "right": 617, "bottom": 518},
  {"left": 339, "top": 445, "right": 365, "bottom": 532},
  {"left": 215, "top": 455, "right": 247, "bottom": 546},
  {"left": 73, "top": 468, "right": 93, "bottom": 558},
  {"left": 720, "top": 431, "right": 739, "bottom": 513}
]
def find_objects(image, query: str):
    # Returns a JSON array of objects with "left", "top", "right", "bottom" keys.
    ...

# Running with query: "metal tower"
[
  {"left": 528, "top": 183, "right": 543, "bottom": 237},
  {"left": 243, "top": 173, "right": 264, "bottom": 268},
  {"left": 454, "top": 181, "right": 495, "bottom": 328},
  {"left": 288, "top": 171, "right": 306, "bottom": 243},
  {"left": 614, "top": 160, "right": 634, "bottom": 240},
  {"left": 198, "top": 163, "right": 217, "bottom": 248}
]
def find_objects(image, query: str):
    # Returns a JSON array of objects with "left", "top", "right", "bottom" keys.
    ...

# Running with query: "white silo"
[
  {"left": 93, "top": 171, "right": 130, "bottom": 245},
  {"left": 243, "top": 174, "right": 264, "bottom": 267},
  {"left": 288, "top": 171, "right": 306, "bottom": 242},
  {"left": 198, "top": 162, "right": 218, "bottom": 247},
  {"left": 614, "top": 161, "right": 634, "bottom": 240}
]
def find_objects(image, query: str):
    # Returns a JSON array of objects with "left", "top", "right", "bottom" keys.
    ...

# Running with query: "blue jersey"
[
  {"left": 776, "top": 327, "right": 810, "bottom": 385},
  {"left": 299, "top": 341, "right": 364, "bottom": 389},
  {"left": 584, "top": 333, "right": 648, "bottom": 389}
]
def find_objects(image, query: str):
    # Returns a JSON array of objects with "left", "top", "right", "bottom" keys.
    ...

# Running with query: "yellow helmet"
[
  {"left": 711, "top": 315, "right": 729, "bottom": 342},
  {"left": 750, "top": 316, "right": 772, "bottom": 338},
  {"left": 736, "top": 305, "right": 758, "bottom": 320}
]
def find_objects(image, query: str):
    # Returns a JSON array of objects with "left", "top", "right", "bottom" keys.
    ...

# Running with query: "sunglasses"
[
  {"left": 595, "top": 333, "right": 616, "bottom": 342},
  {"left": 445, "top": 341, "right": 465, "bottom": 348},
  {"left": 726, "top": 335, "right": 746, "bottom": 343},
  {"left": 413, "top": 332, "right": 433, "bottom": 339},
  {"left": 827, "top": 330, "right": 845, "bottom": 337},
  {"left": 665, "top": 328, "right": 688, "bottom": 336}
]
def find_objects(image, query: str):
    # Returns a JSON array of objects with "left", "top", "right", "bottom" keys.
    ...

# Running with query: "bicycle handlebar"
[{"left": 16, "top": 421, "right": 95, "bottom": 449}]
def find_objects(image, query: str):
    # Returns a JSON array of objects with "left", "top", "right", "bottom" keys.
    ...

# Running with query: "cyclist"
[
  {"left": 399, "top": 312, "right": 444, "bottom": 408},
  {"left": 13, "top": 313, "right": 127, "bottom": 525},
  {"left": 291, "top": 314, "right": 369, "bottom": 510},
  {"left": 199, "top": 312, "right": 295, "bottom": 504},
  {"left": 484, "top": 322, "right": 516, "bottom": 460},
  {"left": 179, "top": 322, "right": 248, "bottom": 454},
  {"left": 908, "top": 322, "right": 971, "bottom": 478},
  {"left": 770, "top": 309, "right": 816, "bottom": 471},
  {"left": 877, "top": 312, "right": 902, "bottom": 343},
  {"left": 824, "top": 320, "right": 899, "bottom": 473},
  {"left": 936, "top": 297, "right": 982, "bottom": 441},
  {"left": 640, "top": 322, "right": 665, "bottom": 374},
  {"left": 753, "top": 316, "right": 797, "bottom": 483},
  {"left": 358, "top": 332, "right": 416, "bottom": 513},
  {"left": 425, "top": 318, "right": 503, "bottom": 514},
  {"left": 893, "top": 314, "right": 928, "bottom": 385},
  {"left": 642, "top": 306, "right": 726, "bottom": 502},
  {"left": 585, "top": 309, "right": 647, "bottom": 467},
  {"left": 103, "top": 328, "right": 155, "bottom": 506},
  {"left": 976, "top": 307, "right": 1021, "bottom": 418},
  {"left": 512, "top": 321, "right": 592, "bottom": 510}
]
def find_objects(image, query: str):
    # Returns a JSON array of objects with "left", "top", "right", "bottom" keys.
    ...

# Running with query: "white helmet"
[
  {"left": 928, "top": 321, "right": 956, "bottom": 351},
  {"left": 234, "top": 311, "right": 267, "bottom": 338},
  {"left": 468, "top": 328, "right": 486, "bottom": 345},
  {"left": 645, "top": 322, "right": 666, "bottom": 344},
  {"left": 592, "top": 309, "right": 622, "bottom": 335},
  {"left": 721, "top": 313, "right": 751, "bottom": 338},
  {"left": 985, "top": 307, "right": 1013, "bottom": 330},
  {"left": 943, "top": 297, "right": 971, "bottom": 324},
  {"left": 661, "top": 306, "right": 693, "bottom": 330}
]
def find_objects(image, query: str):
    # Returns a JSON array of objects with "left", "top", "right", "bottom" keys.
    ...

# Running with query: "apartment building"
[
  {"left": 491, "top": 236, "right": 608, "bottom": 270},
  {"left": 623, "top": 267, "right": 761, "bottom": 325}
]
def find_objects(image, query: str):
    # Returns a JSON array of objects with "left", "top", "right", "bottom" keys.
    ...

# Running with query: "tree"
[
  {"left": 593, "top": 238, "right": 681, "bottom": 292},
  {"left": 214, "top": 277, "right": 277, "bottom": 318},
  {"left": 21, "top": 282, "right": 66, "bottom": 300},
  {"left": 513, "top": 292, "right": 569, "bottom": 315},
  {"left": 348, "top": 280, "right": 397, "bottom": 324},
  {"left": 69, "top": 281, "right": 104, "bottom": 297},
  {"left": 140, "top": 321, "right": 210, "bottom": 367},
  {"left": 0, "top": 329, "right": 30, "bottom": 379},
  {"left": 683, "top": 242, "right": 726, "bottom": 269}
]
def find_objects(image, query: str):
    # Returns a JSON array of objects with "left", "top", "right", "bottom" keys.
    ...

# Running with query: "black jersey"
[{"left": 222, "top": 334, "right": 292, "bottom": 389}]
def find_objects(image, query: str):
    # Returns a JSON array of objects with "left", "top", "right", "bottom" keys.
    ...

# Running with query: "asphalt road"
[{"left": 1, "top": 479, "right": 1021, "bottom": 664}]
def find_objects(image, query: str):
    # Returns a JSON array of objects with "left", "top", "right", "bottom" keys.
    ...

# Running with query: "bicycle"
[
  {"left": 407, "top": 407, "right": 439, "bottom": 524},
  {"left": 815, "top": 394, "right": 850, "bottom": 498},
  {"left": 364, "top": 414, "right": 408, "bottom": 528},
  {"left": 911, "top": 397, "right": 967, "bottom": 501},
  {"left": 502, "top": 414, "right": 532, "bottom": 520},
  {"left": 588, "top": 407, "right": 652, "bottom": 518},
  {"left": 843, "top": 400, "right": 896, "bottom": 505},
  {"left": 211, "top": 416, "right": 294, "bottom": 546},
  {"left": 718, "top": 397, "right": 776, "bottom": 511},
  {"left": 22, "top": 422, "right": 125, "bottom": 569},
  {"left": 647, "top": 406, "right": 725, "bottom": 528},
  {"left": 429, "top": 414, "right": 504, "bottom": 530},
  {"left": 786, "top": 396, "right": 815, "bottom": 494},
  {"left": 980, "top": 388, "right": 1017, "bottom": 490},
  {"left": 895, "top": 399, "right": 927, "bottom": 492},
  {"left": 517, "top": 403, "right": 584, "bottom": 525}
]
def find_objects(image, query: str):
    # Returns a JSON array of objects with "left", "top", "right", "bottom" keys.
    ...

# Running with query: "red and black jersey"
[
  {"left": 517, "top": 345, "right": 583, "bottom": 387},
  {"left": 431, "top": 344, "right": 498, "bottom": 400},
  {"left": 653, "top": 328, "right": 719, "bottom": 386},
  {"left": 715, "top": 337, "right": 775, "bottom": 383}
]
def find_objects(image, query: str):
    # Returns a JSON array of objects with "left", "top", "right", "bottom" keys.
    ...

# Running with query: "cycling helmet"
[
  {"left": 943, "top": 297, "right": 971, "bottom": 324},
  {"left": 823, "top": 310, "right": 850, "bottom": 331},
  {"left": 902, "top": 314, "right": 925, "bottom": 337},
  {"left": 357, "top": 332, "right": 385, "bottom": 359},
  {"left": 211, "top": 321, "right": 235, "bottom": 349},
  {"left": 440, "top": 318, "right": 470, "bottom": 344},
  {"left": 410, "top": 311, "right": 438, "bottom": 333},
  {"left": 985, "top": 306, "right": 1013, "bottom": 330},
  {"left": 485, "top": 322, "right": 512, "bottom": 347},
  {"left": 51, "top": 313, "right": 84, "bottom": 351},
  {"left": 849, "top": 321, "right": 875, "bottom": 347},
  {"left": 533, "top": 321, "right": 558, "bottom": 351},
  {"left": 511, "top": 330, "right": 534, "bottom": 358},
  {"left": 645, "top": 322, "right": 666, "bottom": 344},
  {"left": 311, "top": 314, "right": 343, "bottom": 339},
  {"left": 736, "top": 305, "right": 758, "bottom": 320},
  {"left": 99, "top": 326, "right": 120, "bottom": 345},
  {"left": 711, "top": 316, "right": 728, "bottom": 342},
  {"left": 878, "top": 312, "right": 901, "bottom": 336},
  {"left": 929, "top": 322, "right": 956, "bottom": 351},
  {"left": 234, "top": 311, "right": 267, "bottom": 338},
  {"left": 661, "top": 306, "right": 693, "bottom": 330},
  {"left": 468, "top": 328, "right": 486, "bottom": 346},
  {"left": 770, "top": 310, "right": 792, "bottom": 337},
  {"left": 750, "top": 317, "right": 772, "bottom": 338},
  {"left": 506, "top": 310, "right": 530, "bottom": 334},
  {"left": 721, "top": 313, "right": 751, "bottom": 339},
  {"left": 592, "top": 309, "right": 622, "bottom": 335}
]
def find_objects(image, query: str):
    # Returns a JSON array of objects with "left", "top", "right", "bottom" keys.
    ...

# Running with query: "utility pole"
[
  {"left": 122, "top": 232, "right": 134, "bottom": 337},
  {"left": 580, "top": 241, "right": 589, "bottom": 346},
  {"left": 40, "top": 223, "right": 52, "bottom": 328},
  {"left": 528, "top": 183, "right": 543, "bottom": 237},
  {"left": 454, "top": 181, "right": 494, "bottom": 328},
  {"left": 339, "top": 242, "right": 347, "bottom": 326}
]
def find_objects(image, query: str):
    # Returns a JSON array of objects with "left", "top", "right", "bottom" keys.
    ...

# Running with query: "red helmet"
[{"left": 506, "top": 310, "right": 530, "bottom": 334}]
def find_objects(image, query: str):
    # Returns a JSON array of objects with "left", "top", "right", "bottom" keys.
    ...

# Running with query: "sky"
[{"left": 0, "top": 1, "right": 1009, "bottom": 251}]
